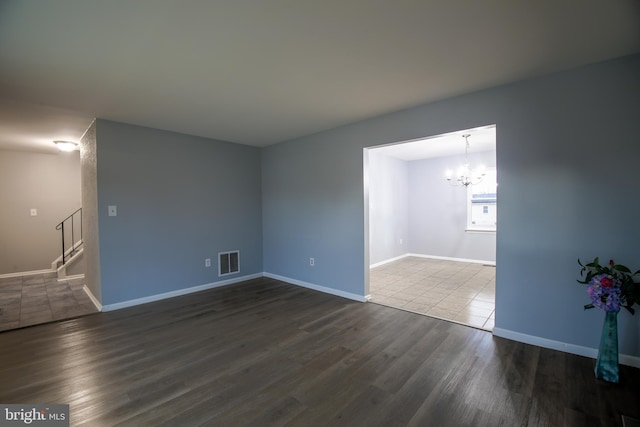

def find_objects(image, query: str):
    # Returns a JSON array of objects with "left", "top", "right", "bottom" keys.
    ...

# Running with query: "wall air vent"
[{"left": 218, "top": 250, "right": 240, "bottom": 277}]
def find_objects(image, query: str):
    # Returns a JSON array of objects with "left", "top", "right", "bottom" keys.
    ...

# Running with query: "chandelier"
[{"left": 445, "top": 134, "right": 486, "bottom": 187}]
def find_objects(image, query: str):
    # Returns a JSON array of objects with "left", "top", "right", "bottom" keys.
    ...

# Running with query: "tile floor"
[
  {"left": 0, "top": 273, "right": 99, "bottom": 332},
  {"left": 369, "top": 256, "right": 495, "bottom": 330}
]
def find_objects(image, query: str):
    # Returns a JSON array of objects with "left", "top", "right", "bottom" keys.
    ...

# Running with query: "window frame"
[{"left": 466, "top": 167, "right": 497, "bottom": 232}]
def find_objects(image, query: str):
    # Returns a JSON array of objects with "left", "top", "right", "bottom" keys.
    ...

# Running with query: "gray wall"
[
  {"left": 80, "top": 121, "right": 101, "bottom": 301},
  {"left": 261, "top": 54, "right": 640, "bottom": 357},
  {"left": 95, "top": 120, "right": 263, "bottom": 305},
  {"left": 367, "top": 150, "right": 409, "bottom": 265},
  {"left": 0, "top": 149, "right": 81, "bottom": 274},
  {"left": 262, "top": 136, "right": 364, "bottom": 295},
  {"left": 408, "top": 151, "right": 496, "bottom": 262}
]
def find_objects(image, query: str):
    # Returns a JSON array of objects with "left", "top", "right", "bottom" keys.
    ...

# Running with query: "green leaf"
[
  {"left": 584, "top": 304, "right": 594, "bottom": 310},
  {"left": 614, "top": 264, "right": 631, "bottom": 273},
  {"left": 623, "top": 305, "right": 635, "bottom": 315}
]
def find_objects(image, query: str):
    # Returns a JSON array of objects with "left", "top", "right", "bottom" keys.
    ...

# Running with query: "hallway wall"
[
  {"left": 367, "top": 150, "right": 408, "bottom": 265},
  {"left": 0, "top": 150, "right": 81, "bottom": 274}
]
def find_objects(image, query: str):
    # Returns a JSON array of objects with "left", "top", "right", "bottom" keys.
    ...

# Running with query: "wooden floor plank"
[{"left": 0, "top": 277, "right": 638, "bottom": 426}]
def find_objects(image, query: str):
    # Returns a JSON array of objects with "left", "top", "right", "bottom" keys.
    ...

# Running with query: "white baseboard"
[
  {"left": 370, "top": 254, "right": 409, "bottom": 269},
  {"left": 101, "top": 273, "right": 263, "bottom": 312},
  {"left": 101, "top": 271, "right": 366, "bottom": 313},
  {"left": 83, "top": 284, "right": 102, "bottom": 312},
  {"left": 492, "top": 327, "right": 640, "bottom": 368},
  {"left": 0, "top": 269, "right": 55, "bottom": 279},
  {"left": 408, "top": 253, "right": 496, "bottom": 266},
  {"left": 80, "top": 270, "right": 640, "bottom": 369},
  {"left": 59, "top": 273, "right": 85, "bottom": 283},
  {"left": 263, "top": 272, "right": 367, "bottom": 302}
]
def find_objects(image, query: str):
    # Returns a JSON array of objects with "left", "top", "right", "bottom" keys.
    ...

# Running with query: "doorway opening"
[
  {"left": 0, "top": 147, "right": 98, "bottom": 332},
  {"left": 363, "top": 125, "right": 497, "bottom": 330}
]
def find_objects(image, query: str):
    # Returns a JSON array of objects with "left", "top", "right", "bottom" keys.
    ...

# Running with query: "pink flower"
[
  {"left": 609, "top": 259, "right": 615, "bottom": 266},
  {"left": 600, "top": 276, "right": 613, "bottom": 288}
]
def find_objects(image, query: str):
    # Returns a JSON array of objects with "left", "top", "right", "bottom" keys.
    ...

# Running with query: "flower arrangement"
[{"left": 578, "top": 258, "right": 640, "bottom": 314}]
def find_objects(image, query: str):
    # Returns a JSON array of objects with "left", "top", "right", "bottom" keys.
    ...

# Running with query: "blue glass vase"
[{"left": 594, "top": 310, "right": 619, "bottom": 383}]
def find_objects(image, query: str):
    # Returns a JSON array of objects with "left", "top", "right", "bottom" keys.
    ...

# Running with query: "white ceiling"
[
  {"left": 370, "top": 125, "right": 495, "bottom": 161},
  {"left": 0, "top": 1, "right": 639, "bottom": 152},
  {"left": 0, "top": 99, "right": 93, "bottom": 154}
]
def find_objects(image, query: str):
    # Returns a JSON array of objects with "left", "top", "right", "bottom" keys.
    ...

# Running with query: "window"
[{"left": 467, "top": 168, "right": 497, "bottom": 231}]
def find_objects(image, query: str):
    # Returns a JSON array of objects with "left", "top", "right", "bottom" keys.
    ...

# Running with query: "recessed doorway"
[{"left": 364, "top": 125, "right": 497, "bottom": 330}]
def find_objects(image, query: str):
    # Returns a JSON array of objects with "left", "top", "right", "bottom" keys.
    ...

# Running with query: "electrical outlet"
[
  {"left": 205, "top": 258, "right": 211, "bottom": 267},
  {"left": 309, "top": 257, "right": 315, "bottom": 267},
  {"left": 108, "top": 205, "right": 117, "bottom": 216},
  {"left": 399, "top": 238, "right": 403, "bottom": 245},
  {"left": 30, "top": 208, "right": 37, "bottom": 216}
]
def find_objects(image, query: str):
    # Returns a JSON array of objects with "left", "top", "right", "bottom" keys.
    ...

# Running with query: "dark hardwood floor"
[{"left": 0, "top": 277, "right": 638, "bottom": 426}]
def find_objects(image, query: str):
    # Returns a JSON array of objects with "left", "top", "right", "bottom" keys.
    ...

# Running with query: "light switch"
[
  {"left": 108, "top": 205, "right": 117, "bottom": 216},
  {"left": 30, "top": 208, "right": 37, "bottom": 216}
]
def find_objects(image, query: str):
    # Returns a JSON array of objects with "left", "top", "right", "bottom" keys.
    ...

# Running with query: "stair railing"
[{"left": 55, "top": 208, "right": 83, "bottom": 265}]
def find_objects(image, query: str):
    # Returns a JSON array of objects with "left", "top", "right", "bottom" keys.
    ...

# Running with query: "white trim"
[
  {"left": 370, "top": 253, "right": 410, "bottom": 269},
  {"left": 56, "top": 248, "right": 85, "bottom": 280},
  {"left": 59, "top": 273, "right": 85, "bottom": 283},
  {"left": 0, "top": 269, "right": 54, "bottom": 279},
  {"left": 101, "top": 273, "right": 262, "bottom": 312},
  {"left": 263, "top": 272, "right": 367, "bottom": 302},
  {"left": 91, "top": 272, "right": 368, "bottom": 312},
  {"left": 51, "top": 240, "right": 84, "bottom": 270},
  {"left": 407, "top": 253, "right": 496, "bottom": 266},
  {"left": 62, "top": 273, "right": 85, "bottom": 280},
  {"left": 492, "top": 327, "right": 640, "bottom": 369},
  {"left": 83, "top": 284, "right": 102, "bottom": 311}
]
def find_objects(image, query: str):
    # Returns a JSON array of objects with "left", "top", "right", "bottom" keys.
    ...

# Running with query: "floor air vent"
[{"left": 219, "top": 250, "right": 239, "bottom": 277}]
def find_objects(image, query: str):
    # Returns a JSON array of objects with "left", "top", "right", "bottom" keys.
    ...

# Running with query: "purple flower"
[{"left": 587, "top": 274, "right": 622, "bottom": 312}]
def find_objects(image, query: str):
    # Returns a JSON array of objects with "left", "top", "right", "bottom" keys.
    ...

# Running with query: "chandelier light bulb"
[{"left": 444, "top": 134, "right": 485, "bottom": 187}]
